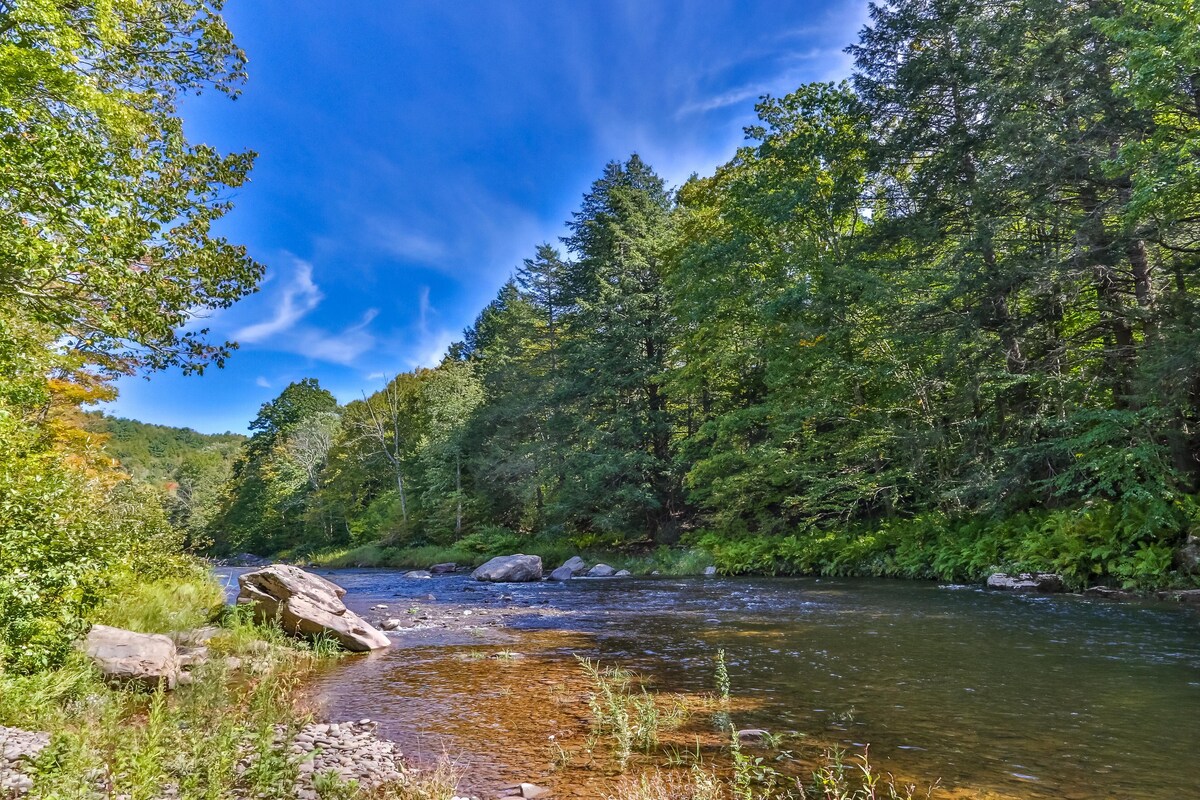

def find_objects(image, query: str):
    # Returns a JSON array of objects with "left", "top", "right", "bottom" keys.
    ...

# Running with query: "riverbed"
[{"left": 216, "top": 569, "right": 1200, "bottom": 799}]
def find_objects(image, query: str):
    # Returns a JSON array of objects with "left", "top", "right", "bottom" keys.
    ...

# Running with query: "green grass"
[{"left": 95, "top": 574, "right": 226, "bottom": 634}]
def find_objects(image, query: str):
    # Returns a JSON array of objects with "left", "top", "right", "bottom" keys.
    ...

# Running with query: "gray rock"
[
  {"left": 177, "top": 645, "right": 209, "bottom": 669},
  {"left": 737, "top": 728, "right": 770, "bottom": 741},
  {"left": 549, "top": 566, "right": 574, "bottom": 581},
  {"left": 82, "top": 624, "right": 179, "bottom": 690},
  {"left": 586, "top": 563, "right": 616, "bottom": 578},
  {"left": 1176, "top": 535, "right": 1200, "bottom": 575},
  {"left": 169, "top": 626, "right": 221, "bottom": 647},
  {"left": 380, "top": 618, "right": 402, "bottom": 631},
  {"left": 472, "top": 554, "right": 543, "bottom": 582},
  {"left": 520, "top": 783, "right": 550, "bottom": 799},
  {"left": 1159, "top": 588, "right": 1200, "bottom": 605},
  {"left": 403, "top": 570, "right": 432, "bottom": 579},
  {"left": 614, "top": 569, "right": 631, "bottom": 577},
  {"left": 1084, "top": 586, "right": 1136, "bottom": 601},
  {"left": 429, "top": 562, "right": 459, "bottom": 574},
  {"left": 985, "top": 572, "right": 1064, "bottom": 592},
  {"left": 703, "top": 566, "right": 718, "bottom": 576},
  {"left": 237, "top": 565, "right": 390, "bottom": 651},
  {"left": 559, "top": 555, "right": 587, "bottom": 575}
]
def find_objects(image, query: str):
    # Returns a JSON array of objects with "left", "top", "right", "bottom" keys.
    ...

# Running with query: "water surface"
[{"left": 218, "top": 569, "right": 1200, "bottom": 799}]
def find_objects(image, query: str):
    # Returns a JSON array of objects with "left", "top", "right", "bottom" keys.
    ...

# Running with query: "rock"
[
  {"left": 985, "top": 572, "right": 1064, "bottom": 592},
  {"left": 1176, "top": 535, "right": 1200, "bottom": 575},
  {"left": 1084, "top": 586, "right": 1136, "bottom": 601},
  {"left": 549, "top": 565, "right": 575, "bottom": 581},
  {"left": 237, "top": 565, "right": 390, "bottom": 651},
  {"left": 169, "top": 626, "right": 221, "bottom": 647},
  {"left": 614, "top": 569, "right": 631, "bottom": 577},
  {"left": 403, "top": 570, "right": 432, "bottom": 579},
  {"left": 177, "top": 645, "right": 209, "bottom": 668},
  {"left": 1159, "top": 588, "right": 1200, "bottom": 605},
  {"left": 380, "top": 618, "right": 402, "bottom": 631},
  {"left": 737, "top": 728, "right": 770, "bottom": 741},
  {"left": 82, "top": 624, "right": 179, "bottom": 690},
  {"left": 226, "top": 552, "right": 269, "bottom": 567},
  {"left": 520, "top": 783, "right": 551, "bottom": 799},
  {"left": 429, "top": 562, "right": 459, "bottom": 574},
  {"left": 586, "top": 563, "right": 616, "bottom": 578},
  {"left": 559, "top": 555, "right": 587, "bottom": 575},
  {"left": 472, "top": 554, "right": 543, "bottom": 582}
]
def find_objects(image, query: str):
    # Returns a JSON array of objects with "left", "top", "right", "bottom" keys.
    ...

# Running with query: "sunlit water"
[{"left": 216, "top": 569, "right": 1200, "bottom": 799}]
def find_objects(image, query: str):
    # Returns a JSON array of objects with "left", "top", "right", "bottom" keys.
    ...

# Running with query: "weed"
[{"left": 715, "top": 648, "right": 730, "bottom": 703}]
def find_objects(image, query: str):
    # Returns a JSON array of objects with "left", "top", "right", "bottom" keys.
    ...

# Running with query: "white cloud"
[
  {"left": 295, "top": 308, "right": 380, "bottom": 366},
  {"left": 235, "top": 259, "right": 323, "bottom": 343},
  {"left": 255, "top": 376, "right": 271, "bottom": 388},
  {"left": 368, "top": 220, "right": 447, "bottom": 264}
]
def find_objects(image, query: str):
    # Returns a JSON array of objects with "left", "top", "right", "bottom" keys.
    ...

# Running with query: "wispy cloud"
[
  {"left": 296, "top": 307, "right": 380, "bottom": 366},
  {"left": 255, "top": 376, "right": 271, "bottom": 388},
  {"left": 367, "top": 219, "right": 447, "bottom": 264},
  {"left": 235, "top": 259, "right": 323, "bottom": 343}
]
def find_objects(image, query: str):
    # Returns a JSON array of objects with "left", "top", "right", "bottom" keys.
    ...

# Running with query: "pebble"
[{"left": 0, "top": 726, "right": 51, "bottom": 796}]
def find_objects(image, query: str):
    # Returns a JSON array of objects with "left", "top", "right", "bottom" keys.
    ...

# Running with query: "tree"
[{"left": 0, "top": 0, "right": 262, "bottom": 377}]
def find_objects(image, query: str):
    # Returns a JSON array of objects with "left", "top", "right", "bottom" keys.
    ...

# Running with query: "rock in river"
[
  {"left": 559, "top": 555, "right": 587, "bottom": 575},
  {"left": 549, "top": 565, "right": 575, "bottom": 581},
  {"left": 403, "top": 570, "right": 432, "bottom": 579},
  {"left": 586, "top": 563, "right": 616, "bottom": 578},
  {"left": 429, "top": 562, "right": 459, "bottom": 574},
  {"left": 985, "top": 572, "right": 1064, "bottom": 593},
  {"left": 237, "top": 565, "right": 390, "bottom": 651},
  {"left": 472, "top": 554, "right": 543, "bottom": 582},
  {"left": 83, "top": 624, "right": 179, "bottom": 690}
]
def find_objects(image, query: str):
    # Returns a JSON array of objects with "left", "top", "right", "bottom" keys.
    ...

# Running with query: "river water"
[{"left": 216, "top": 569, "right": 1200, "bottom": 799}]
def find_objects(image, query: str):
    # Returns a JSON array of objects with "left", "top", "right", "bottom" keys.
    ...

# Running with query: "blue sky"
[{"left": 107, "top": 0, "right": 870, "bottom": 434}]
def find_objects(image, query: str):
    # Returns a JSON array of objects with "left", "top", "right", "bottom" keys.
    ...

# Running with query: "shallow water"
[{"left": 217, "top": 569, "right": 1200, "bottom": 799}]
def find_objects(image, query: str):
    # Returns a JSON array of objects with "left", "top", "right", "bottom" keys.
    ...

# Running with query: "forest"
[{"left": 207, "top": 0, "right": 1200, "bottom": 591}]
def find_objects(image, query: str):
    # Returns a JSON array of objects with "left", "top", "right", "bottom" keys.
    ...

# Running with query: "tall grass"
[{"left": 95, "top": 574, "right": 225, "bottom": 634}]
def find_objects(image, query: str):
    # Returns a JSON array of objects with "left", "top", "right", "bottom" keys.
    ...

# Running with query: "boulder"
[
  {"left": 703, "top": 566, "right": 718, "bottom": 576},
  {"left": 380, "top": 618, "right": 402, "bottom": 631},
  {"left": 985, "top": 572, "right": 1064, "bottom": 593},
  {"left": 237, "top": 565, "right": 390, "bottom": 651},
  {"left": 586, "top": 563, "right": 616, "bottom": 578},
  {"left": 403, "top": 570, "right": 432, "bottom": 579},
  {"left": 549, "top": 566, "right": 575, "bottom": 581},
  {"left": 559, "top": 556, "right": 587, "bottom": 575},
  {"left": 472, "top": 554, "right": 543, "bottom": 582},
  {"left": 614, "top": 569, "right": 631, "bottom": 577},
  {"left": 83, "top": 624, "right": 179, "bottom": 690},
  {"left": 429, "top": 562, "right": 459, "bottom": 574},
  {"left": 1176, "top": 535, "right": 1200, "bottom": 575}
]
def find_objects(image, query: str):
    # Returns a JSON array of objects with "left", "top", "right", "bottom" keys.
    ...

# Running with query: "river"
[{"left": 216, "top": 568, "right": 1200, "bottom": 799}]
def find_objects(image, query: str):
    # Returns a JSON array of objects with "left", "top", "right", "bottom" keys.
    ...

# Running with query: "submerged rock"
[
  {"left": 237, "top": 565, "right": 390, "bottom": 651},
  {"left": 472, "top": 554, "right": 543, "bottom": 582},
  {"left": 586, "top": 563, "right": 616, "bottom": 578},
  {"left": 403, "top": 570, "right": 432, "bottom": 579},
  {"left": 985, "top": 572, "right": 1064, "bottom": 593},
  {"left": 1084, "top": 586, "right": 1137, "bottom": 601},
  {"left": 83, "top": 624, "right": 179, "bottom": 690},
  {"left": 549, "top": 565, "right": 575, "bottom": 581},
  {"left": 559, "top": 555, "right": 587, "bottom": 575}
]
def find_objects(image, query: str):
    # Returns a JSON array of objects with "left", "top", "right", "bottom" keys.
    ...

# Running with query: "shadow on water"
[{"left": 218, "top": 569, "right": 1200, "bottom": 799}]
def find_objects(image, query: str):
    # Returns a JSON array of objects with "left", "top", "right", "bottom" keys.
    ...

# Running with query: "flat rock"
[
  {"left": 985, "top": 572, "right": 1064, "bottom": 593},
  {"left": 82, "top": 624, "right": 179, "bottom": 690},
  {"left": 237, "top": 565, "right": 390, "bottom": 651},
  {"left": 429, "top": 562, "right": 459, "bottom": 574},
  {"left": 472, "top": 554, "right": 543, "bottom": 582},
  {"left": 1084, "top": 586, "right": 1137, "bottom": 601}
]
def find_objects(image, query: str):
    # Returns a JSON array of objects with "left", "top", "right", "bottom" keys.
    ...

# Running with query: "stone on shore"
[
  {"left": 82, "top": 624, "right": 179, "bottom": 690},
  {"left": 549, "top": 565, "right": 575, "bottom": 581},
  {"left": 1, "top": 726, "right": 50, "bottom": 796},
  {"left": 237, "top": 565, "right": 390, "bottom": 651},
  {"left": 704, "top": 566, "right": 718, "bottom": 576},
  {"left": 614, "top": 569, "right": 631, "bottom": 577},
  {"left": 586, "top": 563, "right": 615, "bottom": 578},
  {"left": 472, "top": 554, "right": 543, "bottom": 582},
  {"left": 559, "top": 555, "right": 587, "bottom": 575},
  {"left": 985, "top": 572, "right": 1064, "bottom": 592}
]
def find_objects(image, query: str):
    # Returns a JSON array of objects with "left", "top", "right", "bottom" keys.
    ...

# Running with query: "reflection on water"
[{"left": 219, "top": 569, "right": 1200, "bottom": 799}]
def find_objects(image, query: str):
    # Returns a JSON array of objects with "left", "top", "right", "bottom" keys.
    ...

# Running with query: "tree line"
[{"left": 210, "top": 0, "right": 1200, "bottom": 588}]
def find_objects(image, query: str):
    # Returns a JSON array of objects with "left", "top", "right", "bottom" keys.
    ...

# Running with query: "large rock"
[
  {"left": 985, "top": 572, "right": 1064, "bottom": 593},
  {"left": 429, "top": 562, "right": 458, "bottom": 574},
  {"left": 586, "top": 563, "right": 616, "bottom": 578},
  {"left": 472, "top": 554, "right": 543, "bottom": 582},
  {"left": 1176, "top": 535, "right": 1200, "bottom": 575},
  {"left": 549, "top": 565, "right": 575, "bottom": 581},
  {"left": 83, "top": 624, "right": 179, "bottom": 690},
  {"left": 237, "top": 565, "right": 390, "bottom": 651},
  {"left": 559, "top": 556, "right": 587, "bottom": 575}
]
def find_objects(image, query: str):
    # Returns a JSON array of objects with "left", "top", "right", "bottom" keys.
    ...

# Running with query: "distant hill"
[{"left": 83, "top": 412, "right": 245, "bottom": 487}]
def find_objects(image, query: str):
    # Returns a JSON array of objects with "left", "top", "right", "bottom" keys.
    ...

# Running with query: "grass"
[{"left": 0, "top": 575, "right": 465, "bottom": 800}]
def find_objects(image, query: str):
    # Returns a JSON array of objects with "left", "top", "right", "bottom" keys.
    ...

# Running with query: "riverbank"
[{"left": 0, "top": 574, "right": 461, "bottom": 800}]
